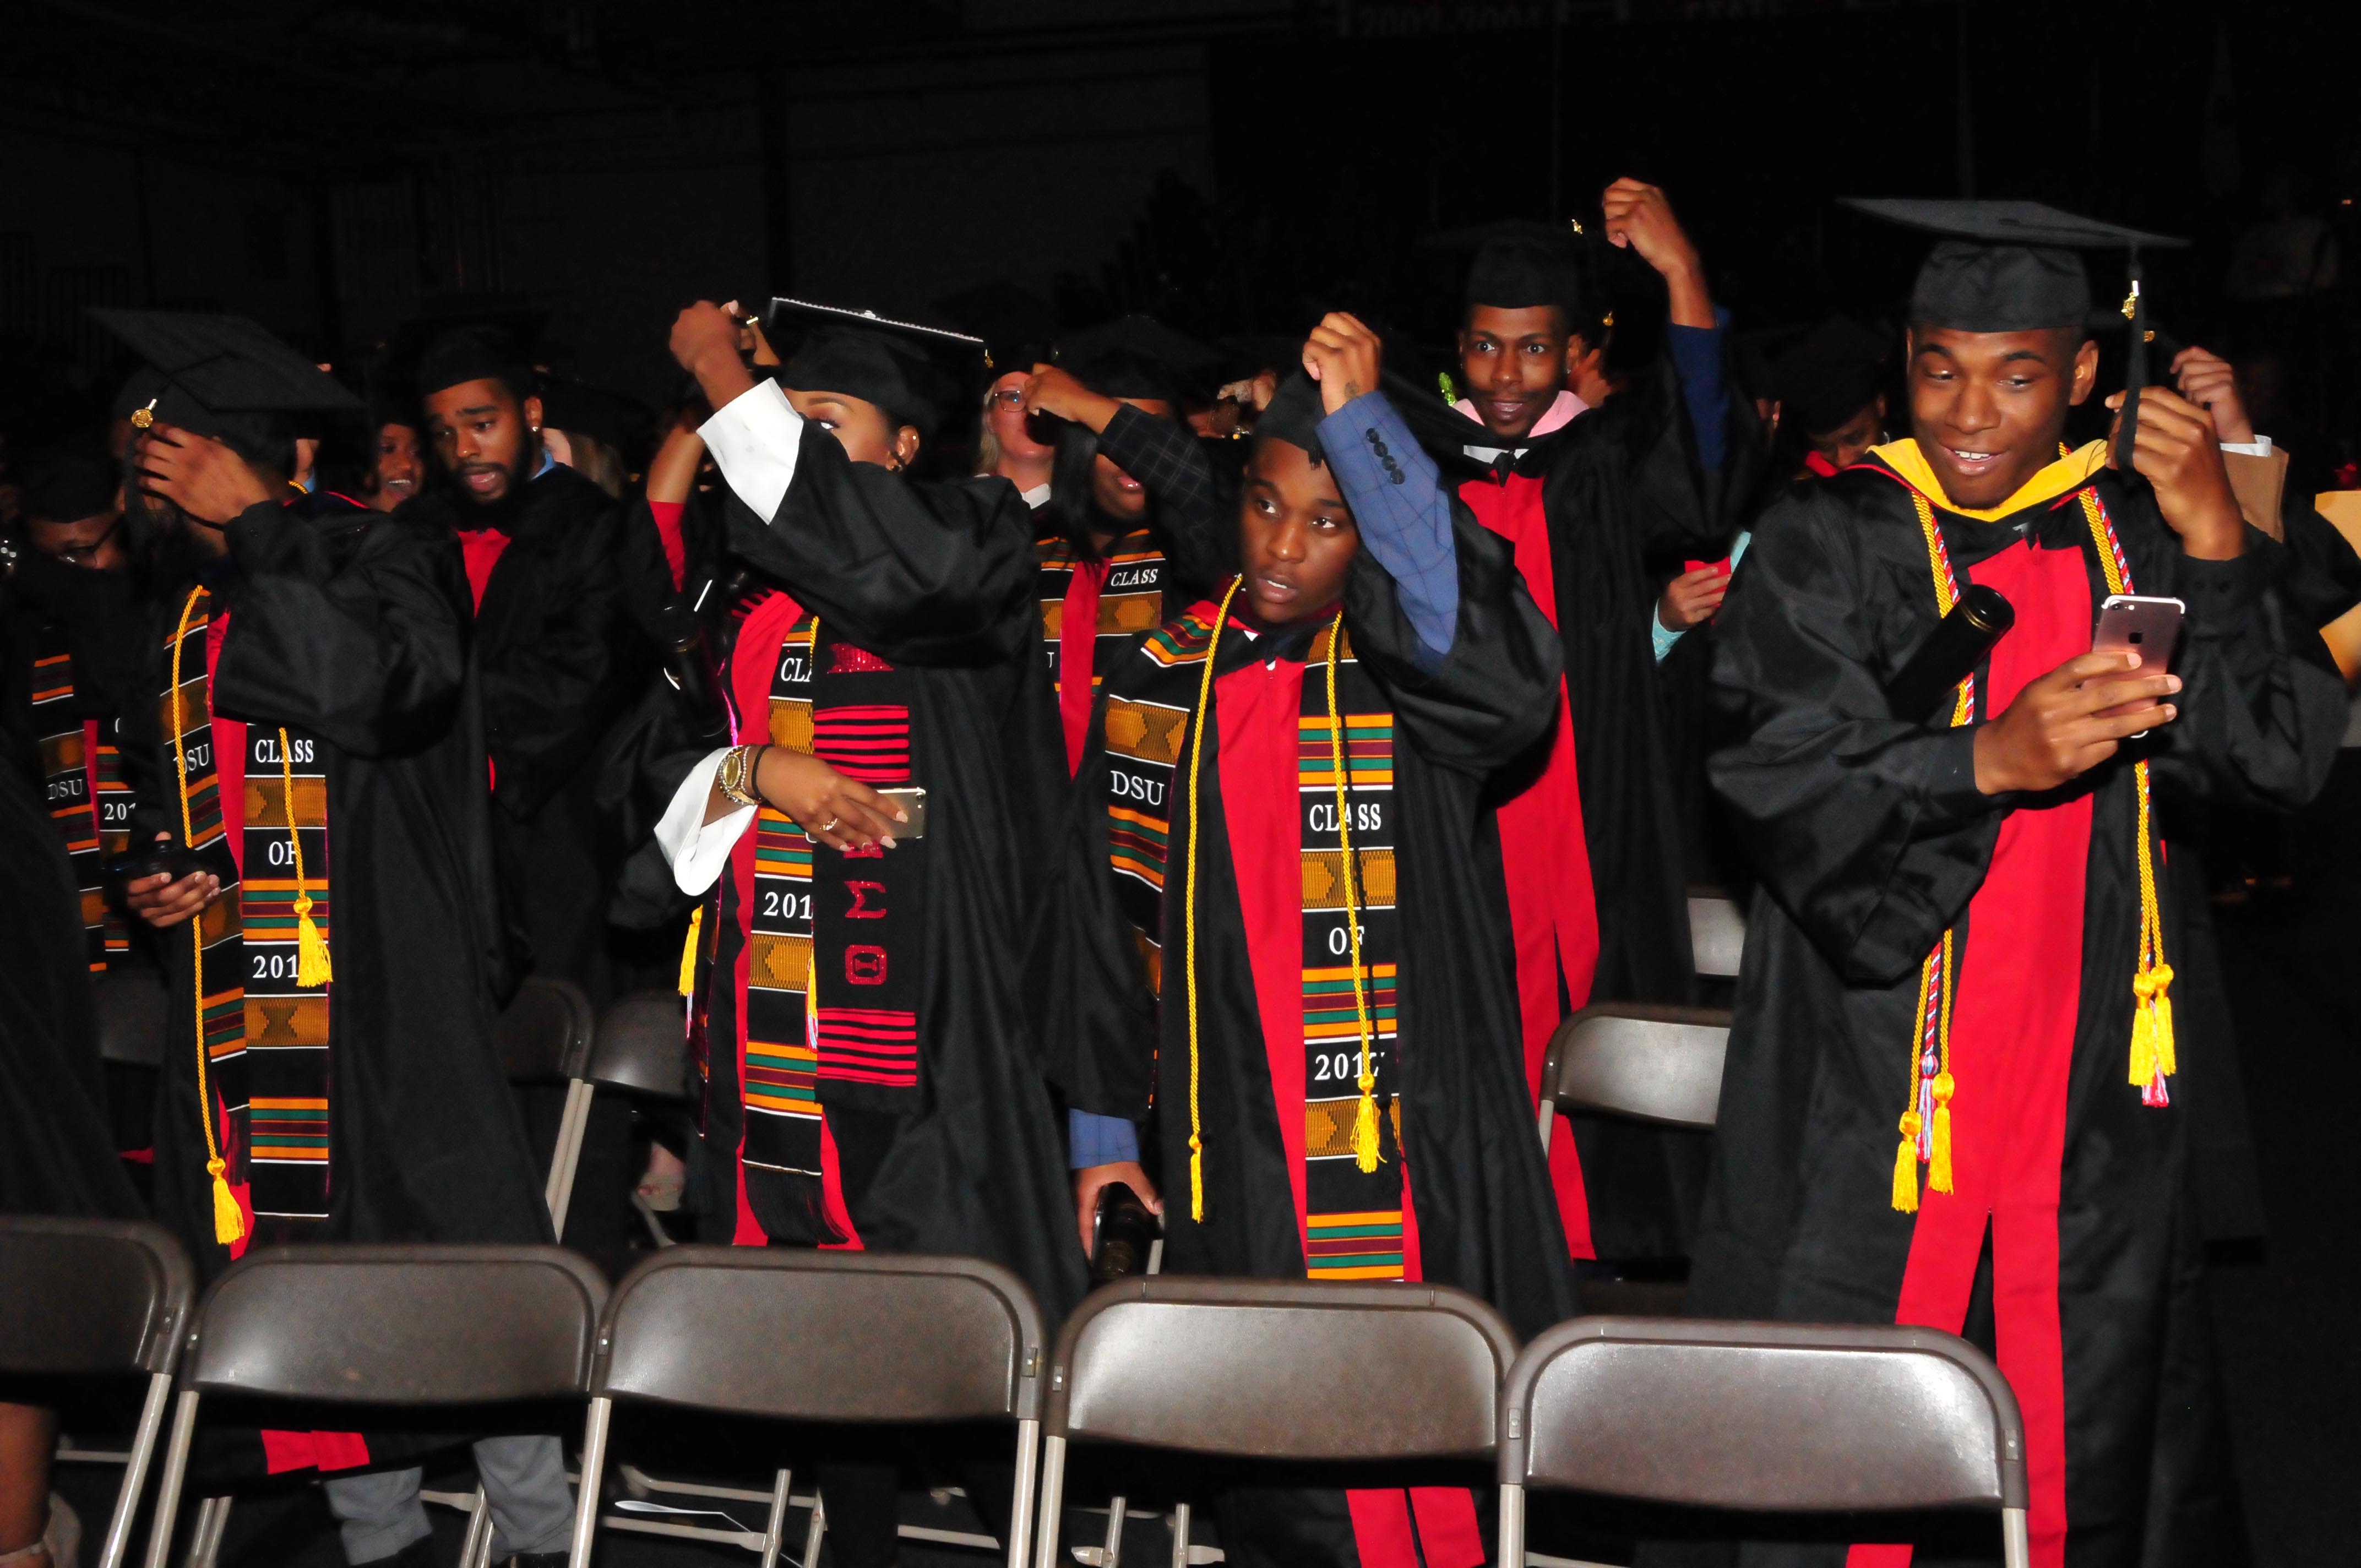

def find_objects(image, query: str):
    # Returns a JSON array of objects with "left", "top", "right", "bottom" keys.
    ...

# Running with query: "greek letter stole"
[
  {"left": 31, "top": 626, "right": 130, "bottom": 970},
  {"left": 1037, "top": 526, "right": 1169, "bottom": 774},
  {"left": 705, "top": 597, "right": 928, "bottom": 1245},
  {"left": 160, "top": 587, "right": 335, "bottom": 1242},
  {"left": 1102, "top": 594, "right": 1408, "bottom": 1278}
]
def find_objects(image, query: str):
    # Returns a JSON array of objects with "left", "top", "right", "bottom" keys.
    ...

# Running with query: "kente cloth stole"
[
  {"left": 718, "top": 608, "right": 928, "bottom": 1241},
  {"left": 31, "top": 627, "right": 131, "bottom": 970},
  {"left": 1886, "top": 484, "right": 2175, "bottom": 1215},
  {"left": 1103, "top": 593, "right": 1407, "bottom": 1273},
  {"left": 1039, "top": 529, "right": 1169, "bottom": 774},
  {"left": 161, "top": 588, "right": 334, "bottom": 1236}
]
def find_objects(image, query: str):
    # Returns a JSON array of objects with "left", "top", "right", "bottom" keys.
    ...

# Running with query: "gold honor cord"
[
  {"left": 1182, "top": 579, "right": 1243, "bottom": 1221},
  {"left": 1323, "top": 614, "right": 1381, "bottom": 1173},
  {"left": 169, "top": 587, "right": 245, "bottom": 1245},
  {"left": 277, "top": 728, "right": 331, "bottom": 987}
]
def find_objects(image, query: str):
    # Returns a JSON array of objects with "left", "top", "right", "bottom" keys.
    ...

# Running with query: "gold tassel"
[
  {"left": 1928, "top": 1074, "right": 1955, "bottom": 1195},
  {"left": 208, "top": 1156, "right": 245, "bottom": 1244},
  {"left": 2147, "top": 963, "right": 2176, "bottom": 1076},
  {"left": 2129, "top": 973, "right": 2157, "bottom": 1088},
  {"left": 1891, "top": 1112, "right": 1922, "bottom": 1213},
  {"left": 294, "top": 894, "right": 333, "bottom": 986},
  {"left": 1352, "top": 1088, "right": 1381, "bottom": 1173},
  {"left": 677, "top": 906, "right": 703, "bottom": 997}
]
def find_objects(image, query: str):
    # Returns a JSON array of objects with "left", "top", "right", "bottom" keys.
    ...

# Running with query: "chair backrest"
[
  {"left": 93, "top": 965, "right": 168, "bottom": 1069},
  {"left": 586, "top": 989, "right": 694, "bottom": 1098},
  {"left": 1502, "top": 1317, "right": 2027, "bottom": 1513},
  {"left": 497, "top": 975, "right": 596, "bottom": 1084},
  {"left": 1688, "top": 893, "right": 1747, "bottom": 980},
  {"left": 594, "top": 1246, "right": 1046, "bottom": 1423},
  {"left": 1046, "top": 1278, "right": 1515, "bottom": 1461},
  {"left": 0, "top": 1217, "right": 193, "bottom": 1377},
  {"left": 1542, "top": 1004, "right": 1729, "bottom": 1130},
  {"left": 180, "top": 1245, "right": 607, "bottom": 1405}
]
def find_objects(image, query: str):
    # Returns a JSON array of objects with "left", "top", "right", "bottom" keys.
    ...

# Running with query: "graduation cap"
[
  {"left": 1052, "top": 315, "right": 1222, "bottom": 406},
  {"left": 1431, "top": 217, "right": 1615, "bottom": 339},
  {"left": 1771, "top": 315, "right": 1891, "bottom": 437},
  {"left": 1840, "top": 199, "right": 2188, "bottom": 465},
  {"left": 96, "top": 309, "right": 362, "bottom": 471},
  {"left": 762, "top": 297, "right": 989, "bottom": 445},
  {"left": 416, "top": 324, "right": 537, "bottom": 401},
  {"left": 1252, "top": 372, "right": 1329, "bottom": 466}
]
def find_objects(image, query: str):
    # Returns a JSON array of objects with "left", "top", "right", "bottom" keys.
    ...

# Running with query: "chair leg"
[
  {"left": 1003, "top": 1421, "right": 1038, "bottom": 1568},
  {"left": 546, "top": 1080, "right": 595, "bottom": 1237},
  {"left": 2000, "top": 1506, "right": 2030, "bottom": 1568},
  {"left": 1099, "top": 1495, "right": 1126, "bottom": 1568},
  {"left": 96, "top": 1373, "right": 172, "bottom": 1568},
  {"left": 1497, "top": 1484, "right": 1525, "bottom": 1568},
  {"left": 183, "top": 1496, "right": 230, "bottom": 1568},
  {"left": 1031, "top": 1437, "right": 1066, "bottom": 1568},
  {"left": 567, "top": 1397, "right": 612, "bottom": 1568},
  {"left": 140, "top": 1392, "right": 200, "bottom": 1568},
  {"left": 1536, "top": 1099, "right": 1556, "bottom": 1156},
  {"left": 758, "top": 1468, "right": 792, "bottom": 1568},
  {"left": 459, "top": 1485, "right": 493, "bottom": 1568},
  {"left": 798, "top": 1489, "right": 826, "bottom": 1568},
  {"left": 1166, "top": 1504, "right": 1189, "bottom": 1568}
]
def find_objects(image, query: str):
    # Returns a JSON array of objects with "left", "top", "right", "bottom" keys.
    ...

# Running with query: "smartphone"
[
  {"left": 2092, "top": 594, "right": 2186, "bottom": 673},
  {"left": 2091, "top": 595, "right": 2185, "bottom": 738},
  {"left": 104, "top": 844, "right": 209, "bottom": 898},
  {"left": 875, "top": 786, "right": 928, "bottom": 839}
]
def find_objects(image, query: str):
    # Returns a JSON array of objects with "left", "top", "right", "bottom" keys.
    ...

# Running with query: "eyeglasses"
[
  {"left": 988, "top": 389, "right": 1029, "bottom": 409},
  {"left": 40, "top": 512, "right": 124, "bottom": 568}
]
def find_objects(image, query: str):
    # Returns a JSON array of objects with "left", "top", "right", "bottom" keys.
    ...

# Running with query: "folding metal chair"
[
  {"left": 568, "top": 1246, "right": 1048, "bottom": 1568},
  {"left": 2, "top": 1218, "right": 194, "bottom": 1568},
  {"left": 494, "top": 975, "right": 599, "bottom": 1237},
  {"left": 1497, "top": 1317, "right": 2030, "bottom": 1568},
  {"left": 1036, "top": 1277, "right": 1518, "bottom": 1568},
  {"left": 140, "top": 1245, "right": 607, "bottom": 1568},
  {"left": 1686, "top": 892, "right": 1747, "bottom": 981},
  {"left": 575, "top": 988, "right": 698, "bottom": 1250}
]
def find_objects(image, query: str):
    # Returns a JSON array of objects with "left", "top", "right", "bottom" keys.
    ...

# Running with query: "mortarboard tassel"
[{"left": 677, "top": 906, "right": 703, "bottom": 998}]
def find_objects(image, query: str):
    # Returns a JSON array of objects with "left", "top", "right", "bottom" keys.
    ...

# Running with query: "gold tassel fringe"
[
  {"left": 208, "top": 1156, "right": 245, "bottom": 1244},
  {"left": 1928, "top": 1072, "right": 1956, "bottom": 1194},
  {"left": 2147, "top": 963, "right": 2176, "bottom": 1075},
  {"left": 1891, "top": 1112, "right": 1922, "bottom": 1213},
  {"left": 294, "top": 895, "right": 333, "bottom": 987},
  {"left": 1352, "top": 1089, "right": 1381, "bottom": 1173}
]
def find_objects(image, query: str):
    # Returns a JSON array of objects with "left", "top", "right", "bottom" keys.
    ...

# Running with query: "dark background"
[{"left": 3, "top": 0, "right": 2354, "bottom": 470}]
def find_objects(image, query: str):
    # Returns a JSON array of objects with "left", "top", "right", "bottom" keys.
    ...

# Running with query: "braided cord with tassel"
[
  {"left": 1182, "top": 580, "right": 1242, "bottom": 1220},
  {"left": 1323, "top": 614, "right": 1383, "bottom": 1173},
  {"left": 169, "top": 587, "right": 246, "bottom": 1245}
]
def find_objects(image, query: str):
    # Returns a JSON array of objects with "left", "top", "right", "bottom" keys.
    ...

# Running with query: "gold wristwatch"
[{"left": 717, "top": 744, "right": 766, "bottom": 809}]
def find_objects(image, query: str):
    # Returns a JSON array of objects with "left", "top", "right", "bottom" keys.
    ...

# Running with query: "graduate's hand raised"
[
  {"left": 2170, "top": 346, "right": 2255, "bottom": 445},
  {"left": 756, "top": 747, "right": 909, "bottom": 853},
  {"left": 1971, "top": 650, "right": 2181, "bottom": 796},
  {"left": 1073, "top": 1161, "right": 1161, "bottom": 1255},
  {"left": 670, "top": 301, "right": 756, "bottom": 411},
  {"left": 1301, "top": 313, "right": 1382, "bottom": 416},
  {"left": 123, "top": 832, "right": 221, "bottom": 929},
  {"left": 2105, "top": 385, "right": 2244, "bottom": 560},
  {"left": 134, "top": 424, "right": 275, "bottom": 526},
  {"left": 1021, "top": 364, "right": 1123, "bottom": 434},
  {"left": 1601, "top": 178, "right": 1715, "bottom": 328}
]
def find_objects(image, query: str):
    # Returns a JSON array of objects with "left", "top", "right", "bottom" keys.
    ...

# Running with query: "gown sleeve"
[
  {"left": 1706, "top": 490, "right": 2006, "bottom": 988},
  {"left": 704, "top": 383, "right": 1036, "bottom": 667},
  {"left": 1344, "top": 496, "right": 1564, "bottom": 777},
  {"left": 211, "top": 502, "right": 469, "bottom": 758},
  {"left": 2141, "top": 518, "right": 2346, "bottom": 812},
  {"left": 1095, "top": 405, "right": 1241, "bottom": 592}
]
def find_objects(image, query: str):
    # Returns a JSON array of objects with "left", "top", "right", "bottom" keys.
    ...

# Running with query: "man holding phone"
[{"left": 1683, "top": 205, "right": 2344, "bottom": 1568}]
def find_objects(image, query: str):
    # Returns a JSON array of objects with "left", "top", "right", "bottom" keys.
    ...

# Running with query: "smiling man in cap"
[{"left": 1687, "top": 203, "right": 2346, "bottom": 1568}]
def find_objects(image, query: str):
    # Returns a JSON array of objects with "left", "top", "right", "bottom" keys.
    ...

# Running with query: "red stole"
[
  {"left": 1849, "top": 536, "right": 2087, "bottom": 1568},
  {"left": 1455, "top": 473, "right": 1602, "bottom": 1258},
  {"left": 459, "top": 525, "right": 511, "bottom": 612},
  {"left": 1212, "top": 647, "right": 1478, "bottom": 1568},
  {"left": 1059, "top": 559, "right": 1109, "bottom": 775},
  {"left": 722, "top": 589, "right": 862, "bottom": 1251}
]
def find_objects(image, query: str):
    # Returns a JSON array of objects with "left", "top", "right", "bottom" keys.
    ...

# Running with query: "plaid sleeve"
[{"left": 1099, "top": 404, "right": 1217, "bottom": 525}]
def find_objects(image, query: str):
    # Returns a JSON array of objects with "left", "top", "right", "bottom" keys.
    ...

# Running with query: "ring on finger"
[{"left": 821, "top": 818, "right": 840, "bottom": 833}]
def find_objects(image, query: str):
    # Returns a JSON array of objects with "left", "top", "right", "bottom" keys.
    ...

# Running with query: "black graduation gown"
[
  {"left": 660, "top": 424, "right": 1087, "bottom": 1326},
  {"left": 121, "top": 494, "right": 550, "bottom": 1284},
  {"left": 0, "top": 715, "right": 143, "bottom": 1219},
  {"left": 1037, "top": 504, "right": 1580, "bottom": 1344},
  {"left": 1392, "top": 367, "right": 1728, "bottom": 1261},
  {"left": 405, "top": 464, "right": 650, "bottom": 1000},
  {"left": 1686, "top": 453, "right": 2343, "bottom": 1566}
]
